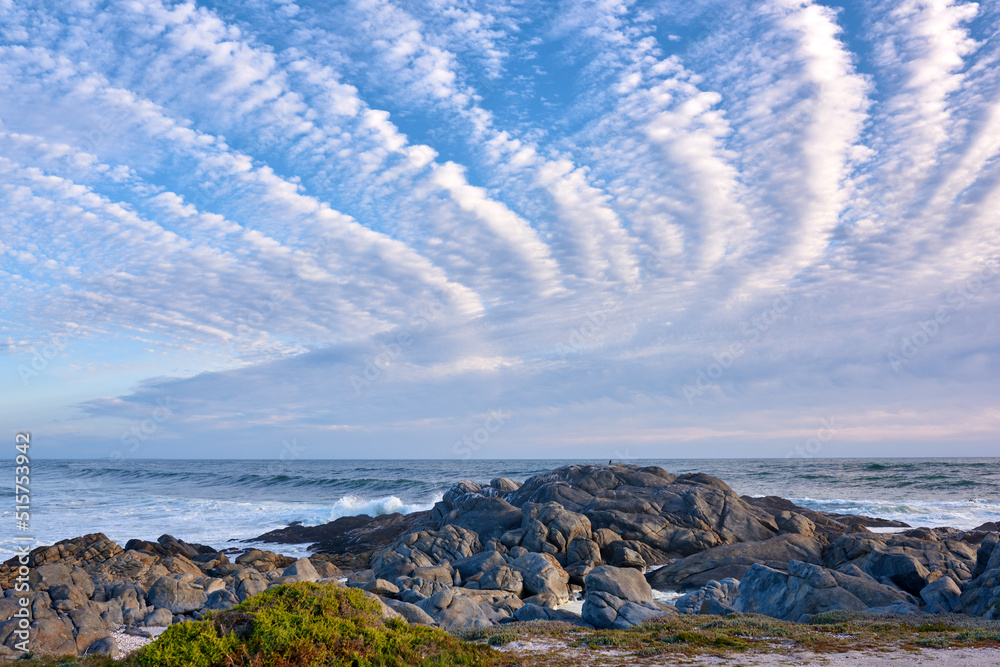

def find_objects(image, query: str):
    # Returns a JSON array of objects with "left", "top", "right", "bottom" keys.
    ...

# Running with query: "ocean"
[{"left": 3, "top": 458, "right": 998, "bottom": 559}]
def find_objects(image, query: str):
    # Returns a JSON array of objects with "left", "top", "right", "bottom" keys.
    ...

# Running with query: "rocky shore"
[{"left": 2, "top": 463, "right": 999, "bottom": 660}]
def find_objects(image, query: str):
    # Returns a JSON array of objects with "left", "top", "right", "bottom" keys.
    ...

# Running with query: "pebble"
[{"left": 109, "top": 625, "right": 169, "bottom": 659}]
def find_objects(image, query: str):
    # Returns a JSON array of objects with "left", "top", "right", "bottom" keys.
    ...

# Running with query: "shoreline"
[{"left": 2, "top": 462, "right": 999, "bottom": 662}]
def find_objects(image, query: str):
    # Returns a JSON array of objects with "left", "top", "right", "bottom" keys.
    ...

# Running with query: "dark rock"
[
  {"left": 648, "top": 533, "right": 823, "bottom": 591},
  {"left": 675, "top": 578, "right": 740, "bottom": 615},
  {"left": 451, "top": 551, "right": 506, "bottom": 581},
  {"left": 84, "top": 635, "right": 118, "bottom": 657},
  {"left": 143, "top": 608, "right": 173, "bottom": 626},
  {"left": 864, "top": 550, "right": 931, "bottom": 596},
  {"left": 478, "top": 566, "right": 523, "bottom": 596},
  {"left": 147, "top": 576, "right": 208, "bottom": 613}
]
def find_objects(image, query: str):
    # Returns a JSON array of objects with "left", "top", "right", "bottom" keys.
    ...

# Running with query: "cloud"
[{"left": 0, "top": 0, "right": 997, "bottom": 458}]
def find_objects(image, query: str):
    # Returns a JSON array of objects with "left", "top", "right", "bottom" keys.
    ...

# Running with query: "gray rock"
[
  {"left": 85, "top": 635, "right": 118, "bottom": 657},
  {"left": 384, "top": 599, "right": 435, "bottom": 625},
  {"left": 864, "top": 550, "right": 931, "bottom": 596},
  {"left": 143, "top": 608, "right": 173, "bottom": 626},
  {"left": 736, "top": 560, "right": 871, "bottom": 622},
  {"left": 514, "top": 603, "right": 549, "bottom": 622},
  {"left": 204, "top": 589, "right": 239, "bottom": 611},
  {"left": 451, "top": 550, "right": 506, "bottom": 581},
  {"left": 648, "top": 533, "right": 823, "bottom": 591},
  {"left": 582, "top": 590, "right": 664, "bottom": 629},
  {"left": 147, "top": 576, "right": 208, "bottom": 614},
  {"left": 776, "top": 511, "right": 816, "bottom": 537},
  {"left": 363, "top": 579, "right": 399, "bottom": 598},
  {"left": 478, "top": 566, "right": 524, "bottom": 596},
  {"left": 675, "top": 578, "right": 740, "bottom": 615},
  {"left": 48, "top": 584, "right": 89, "bottom": 611},
  {"left": 585, "top": 566, "right": 653, "bottom": 603},
  {"left": 511, "top": 553, "right": 571, "bottom": 603},
  {"left": 416, "top": 589, "right": 492, "bottom": 631},
  {"left": 22, "top": 618, "right": 77, "bottom": 655},
  {"left": 920, "top": 575, "right": 961, "bottom": 612},
  {"left": 281, "top": 557, "right": 319, "bottom": 582},
  {"left": 236, "top": 578, "right": 267, "bottom": 602}
]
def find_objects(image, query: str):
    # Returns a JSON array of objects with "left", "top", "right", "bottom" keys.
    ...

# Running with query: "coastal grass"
[
  {"left": 128, "top": 582, "right": 510, "bottom": 667},
  {"left": 10, "top": 594, "right": 1000, "bottom": 666},
  {"left": 459, "top": 612, "right": 1000, "bottom": 661}
]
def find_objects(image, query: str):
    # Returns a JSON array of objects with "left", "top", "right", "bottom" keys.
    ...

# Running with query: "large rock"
[
  {"left": 384, "top": 599, "right": 435, "bottom": 625},
  {"left": 920, "top": 576, "right": 962, "bottom": 613},
  {"left": 147, "top": 576, "right": 207, "bottom": 613},
  {"left": 675, "top": 578, "right": 740, "bottom": 615},
  {"left": 510, "top": 553, "right": 570, "bottom": 603},
  {"left": 416, "top": 589, "right": 492, "bottom": 631},
  {"left": 864, "top": 550, "right": 931, "bottom": 596},
  {"left": 958, "top": 539, "right": 1000, "bottom": 619},
  {"left": 281, "top": 558, "right": 320, "bottom": 583},
  {"left": 432, "top": 493, "right": 522, "bottom": 544},
  {"left": 736, "top": 560, "right": 912, "bottom": 622},
  {"left": 477, "top": 566, "right": 523, "bottom": 596},
  {"left": 585, "top": 566, "right": 653, "bottom": 603},
  {"left": 648, "top": 533, "right": 823, "bottom": 591},
  {"left": 451, "top": 551, "right": 506, "bottom": 582}
]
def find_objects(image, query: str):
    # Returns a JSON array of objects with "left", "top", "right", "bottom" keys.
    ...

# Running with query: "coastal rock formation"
[{"left": 2, "top": 464, "right": 997, "bottom": 658}]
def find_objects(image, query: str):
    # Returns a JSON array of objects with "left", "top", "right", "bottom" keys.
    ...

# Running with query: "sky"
[{"left": 0, "top": 0, "right": 998, "bottom": 460}]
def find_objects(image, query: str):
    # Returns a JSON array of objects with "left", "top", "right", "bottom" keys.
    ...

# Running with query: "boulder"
[
  {"left": 478, "top": 566, "right": 523, "bottom": 596},
  {"left": 23, "top": 617, "right": 77, "bottom": 655},
  {"left": 85, "top": 635, "right": 118, "bottom": 657},
  {"left": 281, "top": 558, "right": 319, "bottom": 583},
  {"left": 451, "top": 551, "right": 506, "bottom": 581},
  {"left": 958, "top": 539, "right": 1000, "bottom": 619},
  {"left": 582, "top": 591, "right": 665, "bottom": 629},
  {"left": 48, "top": 584, "right": 89, "bottom": 611},
  {"left": 147, "top": 576, "right": 208, "bottom": 614},
  {"left": 675, "top": 578, "right": 740, "bottom": 615},
  {"left": 363, "top": 579, "right": 399, "bottom": 598},
  {"left": 384, "top": 599, "right": 435, "bottom": 625},
  {"left": 775, "top": 511, "right": 815, "bottom": 537},
  {"left": 204, "top": 589, "right": 239, "bottom": 611},
  {"left": 735, "top": 560, "right": 911, "bottom": 623},
  {"left": 416, "top": 589, "right": 492, "bottom": 631},
  {"left": 520, "top": 502, "right": 591, "bottom": 553},
  {"left": 510, "top": 553, "right": 570, "bottom": 603},
  {"left": 143, "top": 608, "right": 173, "bottom": 626},
  {"left": 920, "top": 575, "right": 962, "bottom": 613},
  {"left": 864, "top": 550, "right": 931, "bottom": 596},
  {"left": 648, "top": 533, "right": 823, "bottom": 591},
  {"left": 585, "top": 566, "right": 653, "bottom": 603}
]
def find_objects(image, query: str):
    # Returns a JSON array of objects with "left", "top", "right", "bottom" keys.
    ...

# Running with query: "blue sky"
[{"left": 1, "top": 0, "right": 998, "bottom": 460}]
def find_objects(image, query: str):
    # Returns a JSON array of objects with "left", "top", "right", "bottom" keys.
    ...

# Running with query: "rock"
[
  {"left": 776, "top": 511, "right": 815, "bottom": 537},
  {"left": 734, "top": 559, "right": 911, "bottom": 622},
  {"left": 204, "top": 589, "right": 239, "bottom": 611},
  {"left": 958, "top": 539, "right": 1000, "bottom": 619},
  {"left": 919, "top": 575, "right": 962, "bottom": 612},
  {"left": 434, "top": 495, "right": 523, "bottom": 544},
  {"left": 490, "top": 477, "right": 521, "bottom": 494},
  {"left": 147, "top": 576, "right": 208, "bottom": 614},
  {"left": 521, "top": 593, "right": 560, "bottom": 609},
  {"left": 451, "top": 551, "right": 506, "bottom": 581},
  {"left": 648, "top": 533, "right": 824, "bottom": 591},
  {"left": 416, "top": 589, "right": 492, "bottom": 631},
  {"left": 84, "top": 635, "right": 118, "bottom": 657},
  {"left": 606, "top": 543, "right": 646, "bottom": 570},
  {"left": 48, "top": 584, "right": 89, "bottom": 611},
  {"left": 24, "top": 617, "right": 77, "bottom": 655},
  {"left": 510, "top": 553, "right": 570, "bottom": 603},
  {"left": 478, "top": 566, "right": 523, "bottom": 596},
  {"left": 973, "top": 534, "right": 999, "bottom": 579},
  {"left": 513, "top": 603, "right": 549, "bottom": 622},
  {"left": 866, "top": 600, "right": 925, "bottom": 615},
  {"left": 237, "top": 577, "right": 267, "bottom": 602},
  {"left": 281, "top": 558, "right": 319, "bottom": 583},
  {"left": 675, "top": 578, "right": 740, "bottom": 615},
  {"left": 585, "top": 566, "right": 653, "bottom": 603},
  {"left": 363, "top": 579, "right": 399, "bottom": 598},
  {"left": 582, "top": 590, "right": 665, "bottom": 629},
  {"left": 28, "top": 563, "right": 75, "bottom": 591},
  {"left": 864, "top": 550, "right": 931, "bottom": 596},
  {"left": 143, "top": 607, "right": 173, "bottom": 626},
  {"left": 520, "top": 502, "right": 591, "bottom": 553},
  {"left": 384, "top": 599, "right": 435, "bottom": 625}
]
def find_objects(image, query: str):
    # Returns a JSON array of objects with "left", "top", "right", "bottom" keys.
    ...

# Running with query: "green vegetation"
[
  {"left": 10, "top": 586, "right": 1000, "bottom": 666},
  {"left": 130, "top": 583, "right": 504, "bottom": 667}
]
